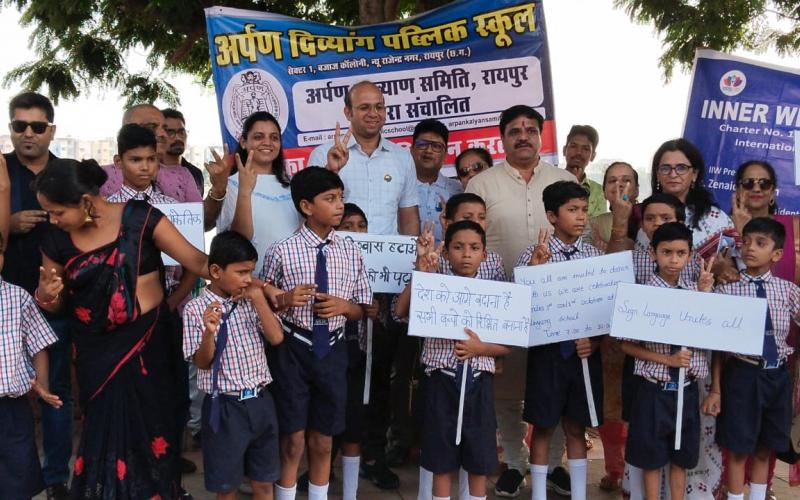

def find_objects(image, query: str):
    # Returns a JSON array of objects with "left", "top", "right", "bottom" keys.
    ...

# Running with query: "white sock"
[
  {"left": 749, "top": 483, "right": 767, "bottom": 500},
  {"left": 432, "top": 497, "right": 450, "bottom": 500},
  {"left": 418, "top": 466, "right": 433, "bottom": 500},
  {"left": 308, "top": 481, "right": 329, "bottom": 500},
  {"left": 567, "top": 458, "right": 587, "bottom": 500},
  {"left": 468, "top": 496, "right": 487, "bottom": 500},
  {"left": 531, "top": 464, "right": 548, "bottom": 500},
  {"left": 342, "top": 456, "right": 360, "bottom": 500},
  {"left": 728, "top": 492, "right": 744, "bottom": 500},
  {"left": 275, "top": 483, "right": 297, "bottom": 500},
  {"left": 459, "top": 467, "right": 469, "bottom": 500},
  {"left": 627, "top": 464, "right": 644, "bottom": 500}
]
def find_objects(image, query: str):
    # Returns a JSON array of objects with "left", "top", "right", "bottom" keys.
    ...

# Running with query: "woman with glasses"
[{"left": 454, "top": 147, "right": 493, "bottom": 190}]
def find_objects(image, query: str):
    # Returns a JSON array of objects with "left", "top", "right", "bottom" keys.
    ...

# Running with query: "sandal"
[{"left": 599, "top": 475, "right": 622, "bottom": 492}]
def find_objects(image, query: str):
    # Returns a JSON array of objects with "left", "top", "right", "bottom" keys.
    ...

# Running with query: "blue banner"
[
  {"left": 205, "top": 0, "right": 556, "bottom": 173},
  {"left": 683, "top": 49, "right": 800, "bottom": 214}
]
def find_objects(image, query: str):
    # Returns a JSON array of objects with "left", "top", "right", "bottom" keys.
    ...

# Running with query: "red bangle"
[{"left": 34, "top": 288, "right": 59, "bottom": 306}]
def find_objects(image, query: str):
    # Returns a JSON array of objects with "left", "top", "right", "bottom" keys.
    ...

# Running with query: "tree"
[
  {"left": 2, "top": 0, "right": 450, "bottom": 105},
  {"left": 615, "top": 1, "right": 800, "bottom": 79}
]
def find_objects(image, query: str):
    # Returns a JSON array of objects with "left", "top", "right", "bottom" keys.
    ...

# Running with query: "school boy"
[
  {"left": 710, "top": 217, "right": 800, "bottom": 500},
  {"left": 182, "top": 231, "right": 283, "bottom": 499},
  {"left": 0, "top": 231, "right": 62, "bottom": 499},
  {"left": 621, "top": 222, "right": 715, "bottom": 500},
  {"left": 261, "top": 167, "right": 372, "bottom": 500},
  {"left": 440, "top": 193, "right": 506, "bottom": 281},
  {"left": 395, "top": 220, "right": 511, "bottom": 500},
  {"left": 515, "top": 180, "right": 603, "bottom": 500}
]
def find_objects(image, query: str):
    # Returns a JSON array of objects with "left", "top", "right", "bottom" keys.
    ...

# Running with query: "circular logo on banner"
[
  {"left": 222, "top": 69, "right": 289, "bottom": 139},
  {"left": 719, "top": 70, "right": 746, "bottom": 96}
]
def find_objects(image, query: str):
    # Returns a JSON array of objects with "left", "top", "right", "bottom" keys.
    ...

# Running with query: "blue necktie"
[
  {"left": 313, "top": 241, "right": 331, "bottom": 359},
  {"left": 753, "top": 279, "right": 779, "bottom": 364},
  {"left": 209, "top": 302, "right": 239, "bottom": 433},
  {"left": 559, "top": 247, "right": 580, "bottom": 358}
]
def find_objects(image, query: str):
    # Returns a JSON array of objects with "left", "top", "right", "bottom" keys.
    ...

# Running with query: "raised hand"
[
  {"left": 698, "top": 254, "right": 716, "bottom": 292},
  {"left": 235, "top": 151, "right": 257, "bottom": 196},
  {"left": 417, "top": 241, "right": 443, "bottom": 273},
  {"left": 730, "top": 193, "right": 751, "bottom": 235},
  {"left": 609, "top": 181, "right": 633, "bottom": 233},
  {"left": 203, "top": 301, "right": 223, "bottom": 333},
  {"left": 206, "top": 144, "right": 233, "bottom": 196},
  {"left": 528, "top": 228, "right": 552, "bottom": 265},
  {"left": 37, "top": 266, "right": 63, "bottom": 303},
  {"left": 326, "top": 122, "right": 352, "bottom": 173}
]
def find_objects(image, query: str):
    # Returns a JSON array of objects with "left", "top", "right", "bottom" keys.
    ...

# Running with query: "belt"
[
  {"left": 733, "top": 355, "right": 785, "bottom": 370},
  {"left": 437, "top": 367, "right": 483, "bottom": 380},
  {"left": 220, "top": 385, "right": 266, "bottom": 401},
  {"left": 282, "top": 321, "right": 344, "bottom": 348},
  {"left": 643, "top": 376, "right": 695, "bottom": 392}
]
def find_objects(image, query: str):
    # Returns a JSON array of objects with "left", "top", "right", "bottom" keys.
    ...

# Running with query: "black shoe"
[
  {"left": 359, "top": 460, "right": 400, "bottom": 490},
  {"left": 46, "top": 483, "right": 69, "bottom": 500},
  {"left": 178, "top": 487, "right": 194, "bottom": 499},
  {"left": 495, "top": 468, "right": 525, "bottom": 498},
  {"left": 181, "top": 456, "right": 197, "bottom": 474},
  {"left": 384, "top": 445, "right": 409, "bottom": 467},
  {"left": 546, "top": 465, "right": 571, "bottom": 496}
]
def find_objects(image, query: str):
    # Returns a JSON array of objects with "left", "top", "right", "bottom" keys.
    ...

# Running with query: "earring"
[
  {"left": 656, "top": 181, "right": 661, "bottom": 192},
  {"left": 84, "top": 209, "right": 93, "bottom": 224},
  {"left": 770, "top": 198, "right": 776, "bottom": 206}
]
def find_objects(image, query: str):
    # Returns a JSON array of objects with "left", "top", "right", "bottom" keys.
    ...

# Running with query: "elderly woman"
[{"left": 586, "top": 161, "right": 639, "bottom": 251}]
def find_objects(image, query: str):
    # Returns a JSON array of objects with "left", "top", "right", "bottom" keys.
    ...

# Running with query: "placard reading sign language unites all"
[
  {"left": 339, "top": 232, "right": 416, "bottom": 294},
  {"left": 154, "top": 203, "right": 205, "bottom": 266},
  {"left": 514, "top": 252, "right": 636, "bottom": 346},
  {"left": 408, "top": 271, "right": 532, "bottom": 347},
  {"left": 610, "top": 282, "right": 767, "bottom": 355}
]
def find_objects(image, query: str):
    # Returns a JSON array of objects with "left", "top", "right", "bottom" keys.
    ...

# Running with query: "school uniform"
[
  {"left": 343, "top": 318, "right": 367, "bottom": 444},
  {"left": 714, "top": 271, "right": 799, "bottom": 454},
  {"left": 183, "top": 289, "right": 280, "bottom": 492},
  {"left": 516, "top": 235, "right": 604, "bottom": 428},
  {"left": 0, "top": 278, "right": 58, "bottom": 499},
  {"left": 438, "top": 250, "right": 507, "bottom": 281},
  {"left": 261, "top": 225, "right": 372, "bottom": 436},
  {"left": 624, "top": 275, "right": 708, "bottom": 470}
]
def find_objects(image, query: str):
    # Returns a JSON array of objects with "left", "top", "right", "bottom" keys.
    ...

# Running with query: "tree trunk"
[
  {"left": 416, "top": 0, "right": 453, "bottom": 14},
  {"left": 359, "top": 0, "right": 389, "bottom": 24}
]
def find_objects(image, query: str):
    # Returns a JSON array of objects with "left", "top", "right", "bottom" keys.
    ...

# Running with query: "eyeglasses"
[
  {"left": 738, "top": 178, "right": 774, "bottom": 190},
  {"left": 10, "top": 120, "right": 53, "bottom": 134},
  {"left": 165, "top": 127, "right": 187, "bottom": 138},
  {"left": 657, "top": 163, "right": 692, "bottom": 176},
  {"left": 457, "top": 162, "right": 489, "bottom": 177},
  {"left": 413, "top": 139, "right": 446, "bottom": 153}
]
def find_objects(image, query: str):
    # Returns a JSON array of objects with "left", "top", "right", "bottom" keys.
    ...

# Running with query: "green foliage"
[{"left": 615, "top": 0, "right": 800, "bottom": 79}]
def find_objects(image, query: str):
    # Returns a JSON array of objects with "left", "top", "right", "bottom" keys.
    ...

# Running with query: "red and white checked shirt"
[
  {"left": 515, "top": 235, "right": 602, "bottom": 268},
  {"left": 0, "top": 279, "right": 58, "bottom": 397},
  {"left": 106, "top": 184, "right": 177, "bottom": 204},
  {"left": 439, "top": 250, "right": 507, "bottom": 281},
  {"left": 183, "top": 288, "right": 273, "bottom": 393},
  {"left": 631, "top": 243, "right": 702, "bottom": 285},
  {"left": 260, "top": 224, "right": 372, "bottom": 332},
  {"left": 632, "top": 274, "right": 710, "bottom": 381},
  {"left": 715, "top": 270, "right": 799, "bottom": 361}
]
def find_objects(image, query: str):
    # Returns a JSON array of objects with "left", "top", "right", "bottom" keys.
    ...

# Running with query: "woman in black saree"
[{"left": 33, "top": 159, "right": 214, "bottom": 500}]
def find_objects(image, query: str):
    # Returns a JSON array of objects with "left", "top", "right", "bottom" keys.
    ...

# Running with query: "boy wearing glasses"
[{"left": 411, "top": 119, "right": 463, "bottom": 244}]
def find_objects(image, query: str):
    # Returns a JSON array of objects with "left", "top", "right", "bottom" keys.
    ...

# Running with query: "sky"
[{"left": 0, "top": 0, "right": 798, "bottom": 179}]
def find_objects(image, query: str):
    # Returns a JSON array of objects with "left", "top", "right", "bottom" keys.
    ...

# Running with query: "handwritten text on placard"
[
  {"left": 153, "top": 203, "right": 205, "bottom": 266},
  {"left": 514, "top": 252, "right": 635, "bottom": 346},
  {"left": 408, "top": 271, "right": 532, "bottom": 347},
  {"left": 339, "top": 232, "right": 416, "bottom": 293}
]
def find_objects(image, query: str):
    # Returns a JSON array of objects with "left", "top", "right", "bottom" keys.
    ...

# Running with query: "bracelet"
[
  {"left": 34, "top": 288, "right": 59, "bottom": 306},
  {"left": 207, "top": 189, "right": 226, "bottom": 202}
]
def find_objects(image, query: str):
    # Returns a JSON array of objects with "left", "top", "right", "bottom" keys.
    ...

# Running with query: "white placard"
[
  {"left": 154, "top": 203, "right": 205, "bottom": 266},
  {"left": 339, "top": 231, "right": 416, "bottom": 294},
  {"left": 408, "top": 271, "right": 532, "bottom": 347},
  {"left": 514, "top": 252, "right": 636, "bottom": 346},
  {"left": 610, "top": 283, "right": 767, "bottom": 355}
]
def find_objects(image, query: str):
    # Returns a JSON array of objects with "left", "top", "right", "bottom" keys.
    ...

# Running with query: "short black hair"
[
  {"left": 208, "top": 230, "right": 258, "bottom": 269},
  {"left": 117, "top": 123, "right": 157, "bottom": 156},
  {"left": 566, "top": 125, "right": 599, "bottom": 149},
  {"left": 161, "top": 108, "right": 185, "bottom": 123},
  {"left": 499, "top": 105, "right": 543, "bottom": 135},
  {"left": 9, "top": 91, "right": 54, "bottom": 122},
  {"left": 543, "top": 180, "right": 589, "bottom": 214},
  {"left": 602, "top": 161, "right": 639, "bottom": 188},
  {"left": 651, "top": 222, "right": 693, "bottom": 250},
  {"left": 641, "top": 193, "right": 686, "bottom": 223},
  {"left": 290, "top": 166, "right": 344, "bottom": 215},
  {"left": 413, "top": 119, "right": 449, "bottom": 143},
  {"left": 455, "top": 148, "right": 493, "bottom": 178},
  {"left": 342, "top": 203, "right": 367, "bottom": 223},
  {"left": 444, "top": 220, "right": 486, "bottom": 249},
  {"left": 444, "top": 192, "right": 485, "bottom": 220},
  {"left": 743, "top": 217, "right": 785, "bottom": 249}
]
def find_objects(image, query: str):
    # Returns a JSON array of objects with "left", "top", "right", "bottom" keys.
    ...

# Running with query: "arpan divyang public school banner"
[
  {"left": 683, "top": 49, "right": 800, "bottom": 214},
  {"left": 204, "top": 0, "right": 557, "bottom": 174}
]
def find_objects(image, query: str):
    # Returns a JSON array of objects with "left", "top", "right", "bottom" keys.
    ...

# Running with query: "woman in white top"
[{"left": 218, "top": 111, "right": 300, "bottom": 272}]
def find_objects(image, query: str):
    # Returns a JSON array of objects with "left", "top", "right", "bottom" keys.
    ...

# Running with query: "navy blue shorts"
[
  {"left": 342, "top": 339, "right": 366, "bottom": 444},
  {"left": 201, "top": 390, "right": 280, "bottom": 492},
  {"left": 0, "top": 396, "right": 44, "bottom": 499},
  {"left": 621, "top": 355, "right": 636, "bottom": 422},
  {"left": 716, "top": 358, "right": 792, "bottom": 454},
  {"left": 522, "top": 343, "right": 604, "bottom": 428},
  {"left": 420, "top": 370, "right": 498, "bottom": 475},
  {"left": 625, "top": 376, "right": 700, "bottom": 470},
  {"left": 267, "top": 326, "right": 348, "bottom": 436}
]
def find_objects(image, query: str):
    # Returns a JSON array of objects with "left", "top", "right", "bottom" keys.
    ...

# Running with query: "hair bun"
[{"left": 78, "top": 158, "right": 108, "bottom": 189}]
